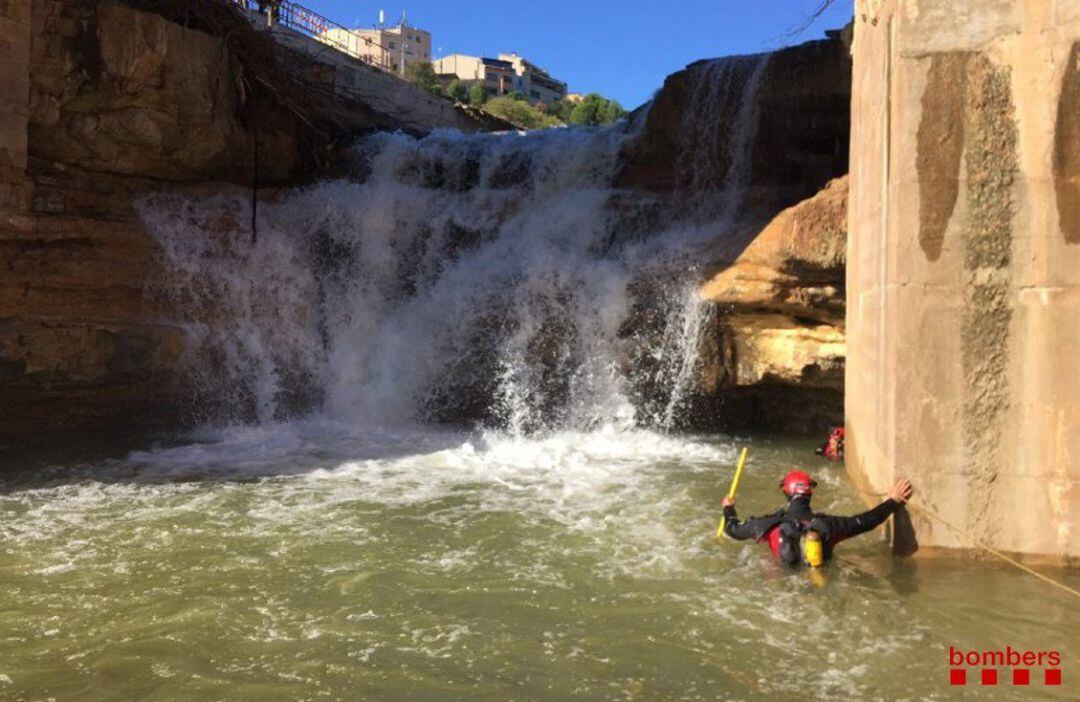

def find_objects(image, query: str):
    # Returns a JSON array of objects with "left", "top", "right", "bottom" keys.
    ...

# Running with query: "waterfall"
[
  {"left": 679, "top": 55, "right": 771, "bottom": 222},
  {"left": 139, "top": 53, "right": 771, "bottom": 434}
]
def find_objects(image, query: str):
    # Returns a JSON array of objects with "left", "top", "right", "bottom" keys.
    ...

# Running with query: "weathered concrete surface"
[{"left": 848, "top": 0, "right": 1080, "bottom": 562}]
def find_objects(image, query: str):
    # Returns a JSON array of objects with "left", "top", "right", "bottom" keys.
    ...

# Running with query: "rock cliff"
[
  {"left": 617, "top": 35, "right": 851, "bottom": 433},
  {"left": 0, "top": 0, "right": 499, "bottom": 444},
  {"left": 1, "top": 1, "right": 854, "bottom": 443},
  {"left": 697, "top": 177, "right": 847, "bottom": 433}
]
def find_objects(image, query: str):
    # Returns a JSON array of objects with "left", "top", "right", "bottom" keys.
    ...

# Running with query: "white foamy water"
[
  {"left": 7, "top": 53, "right": 1075, "bottom": 702},
  {"left": 2, "top": 424, "right": 1076, "bottom": 701},
  {"left": 137, "top": 55, "right": 773, "bottom": 434}
]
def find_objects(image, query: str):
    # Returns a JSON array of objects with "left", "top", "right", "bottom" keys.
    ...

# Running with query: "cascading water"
[
  {"left": 6, "top": 51, "right": 1075, "bottom": 702},
  {"left": 141, "top": 54, "right": 771, "bottom": 435},
  {"left": 679, "top": 54, "right": 770, "bottom": 221}
]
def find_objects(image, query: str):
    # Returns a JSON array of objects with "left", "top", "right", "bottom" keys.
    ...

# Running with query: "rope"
[
  {"left": 904, "top": 500, "right": 1080, "bottom": 601},
  {"left": 856, "top": 487, "right": 1080, "bottom": 601}
]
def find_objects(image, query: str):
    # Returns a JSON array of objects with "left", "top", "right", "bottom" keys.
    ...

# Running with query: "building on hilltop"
[
  {"left": 319, "top": 18, "right": 431, "bottom": 76},
  {"left": 498, "top": 53, "right": 567, "bottom": 105},
  {"left": 432, "top": 54, "right": 516, "bottom": 97},
  {"left": 434, "top": 52, "right": 567, "bottom": 105}
]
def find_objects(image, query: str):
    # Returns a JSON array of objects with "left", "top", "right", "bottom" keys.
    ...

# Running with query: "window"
[{"left": 388, "top": 41, "right": 396, "bottom": 49}]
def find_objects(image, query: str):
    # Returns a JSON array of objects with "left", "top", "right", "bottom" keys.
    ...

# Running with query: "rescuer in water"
[
  {"left": 721, "top": 472, "right": 913, "bottom": 566},
  {"left": 815, "top": 427, "right": 845, "bottom": 461}
]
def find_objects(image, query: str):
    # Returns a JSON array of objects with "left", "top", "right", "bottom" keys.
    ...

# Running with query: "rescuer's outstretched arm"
[
  {"left": 721, "top": 497, "right": 784, "bottom": 541},
  {"left": 812, "top": 478, "right": 913, "bottom": 544}
]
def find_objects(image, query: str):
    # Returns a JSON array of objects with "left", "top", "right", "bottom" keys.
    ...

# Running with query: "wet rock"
[
  {"left": 688, "top": 179, "right": 847, "bottom": 433},
  {"left": 0, "top": 0, "right": 498, "bottom": 444},
  {"left": 700, "top": 176, "right": 847, "bottom": 325}
]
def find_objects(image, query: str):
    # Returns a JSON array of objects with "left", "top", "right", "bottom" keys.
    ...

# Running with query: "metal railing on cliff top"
[{"left": 232, "top": 0, "right": 394, "bottom": 71}]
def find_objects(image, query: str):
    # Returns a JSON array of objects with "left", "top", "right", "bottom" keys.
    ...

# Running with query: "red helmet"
[{"left": 780, "top": 470, "right": 817, "bottom": 497}]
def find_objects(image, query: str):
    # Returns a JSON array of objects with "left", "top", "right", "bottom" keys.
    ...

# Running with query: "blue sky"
[{"left": 303, "top": 1, "right": 853, "bottom": 109}]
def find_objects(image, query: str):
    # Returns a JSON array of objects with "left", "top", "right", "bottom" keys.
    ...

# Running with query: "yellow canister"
[{"left": 803, "top": 531, "right": 824, "bottom": 568}]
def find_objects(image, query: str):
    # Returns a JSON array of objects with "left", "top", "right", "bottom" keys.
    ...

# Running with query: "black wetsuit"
[{"left": 722, "top": 495, "right": 901, "bottom": 565}]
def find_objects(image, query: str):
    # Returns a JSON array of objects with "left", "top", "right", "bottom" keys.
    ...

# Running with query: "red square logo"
[
  {"left": 982, "top": 669, "right": 997, "bottom": 686},
  {"left": 1045, "top": 669, "right": 1061, "bottom": 686},
  {"left": 1013, "top": 669, "right": 1030, "bottom": 685},
  {"left": 950, "top": 669, "right": 966, "bottom": 686}
]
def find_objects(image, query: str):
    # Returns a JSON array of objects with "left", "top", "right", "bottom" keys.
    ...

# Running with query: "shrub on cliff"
[
  {"left": 469, "top": 83, "right": 488, "bottom": 106},
  {"left": 569, "top": 93, "right": 627, "bottom": 126},
  {"left": 446, "top": 79, "right": 469, "bottom": 103},
  {"left": 545, "top": 98, "right": 575, "bottom": 122},
  {"left": 406, "top": 61, "right": 444, "bottom": 96},
  {"left": 481, "top": 97, "right": 561, "bottom": 130}
]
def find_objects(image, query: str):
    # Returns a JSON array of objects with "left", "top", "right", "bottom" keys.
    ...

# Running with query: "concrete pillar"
[{"left": 847, "top": 0, "right": 1080, "bottom": 562}]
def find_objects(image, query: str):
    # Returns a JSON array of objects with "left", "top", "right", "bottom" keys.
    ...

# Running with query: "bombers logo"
[{"left": 949, "top": 646, "right": 1063, "bottom": 686}]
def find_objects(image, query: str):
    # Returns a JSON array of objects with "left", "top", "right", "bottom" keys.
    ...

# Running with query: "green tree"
[
  {"left": 406, "top": 61, "right": 442, "bottom": 96},
  {"left": 507, "top": 90, "right": 527, "bottom": 102},
  {"left": 481, "top": 96, "right": 561, "bottom": 130},
  {"left": 545, "top": 98, "right": 575, "bottom": 123},
  {"left": 568, "top": 93, "right": 627, "bottom": 126},
  {"left": 447, "top": 79, "right": 469, "bottom": 103},
  {"left": 468, "top": 83, "right": 488, "bottom": 106}
]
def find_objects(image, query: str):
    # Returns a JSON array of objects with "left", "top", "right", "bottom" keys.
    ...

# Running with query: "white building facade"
[
  {"left": 434, "top": 51, "right": 567, "bottom": 105},
  {"left": 498, "top": 53, "right": 567, "bottom": 105},
  {"left": 319, "top": 21, "right": 432, "bottom": 75},
  {"left": 432, "top": 54, "right": 515, "bottom": 96}
]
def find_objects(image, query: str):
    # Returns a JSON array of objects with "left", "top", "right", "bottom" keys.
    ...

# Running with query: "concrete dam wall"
[{"left": 847, "top": 0, "right": 1080, "bottom": 561}]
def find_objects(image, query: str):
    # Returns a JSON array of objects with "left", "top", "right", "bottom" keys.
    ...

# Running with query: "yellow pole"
[{"left": 716, "top": 447, "right": 749, "bottom": 539}]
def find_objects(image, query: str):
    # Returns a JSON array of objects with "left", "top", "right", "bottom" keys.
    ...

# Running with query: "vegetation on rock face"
[
  {"left": 406, "top": 63, "right": 626, "bottom": 132},
  {"left": 545, "top": 98, "right": 576, "bottom": 123},
  {"left": 406, "top": 61, "right": 444, "bottom": 96},
  {"left": 567, "top": 93, "right": 627, "bottom": 126},
  {"left": 446, "top": 79, "right": 469, "bottom": 103},
  {"left": 468, "top": 83, "right": 488, "bottom": 106},
  {"left": 472, "top": 91, "right": 627, "bottom": 131},
  {"left": 481, "top": 96, "right": 562, "bottom": 130}
]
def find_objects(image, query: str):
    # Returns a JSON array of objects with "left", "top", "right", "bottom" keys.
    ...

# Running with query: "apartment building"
[
  {"left": 320, "top": 21, "right": 432, "bottom": 75},
  {"left": 432, "top": 54, "right": 515, "bottom": 96},
  {"left": 434, "top": 51, "right": 567, "bottom": 105},
  {"left": 498, "top": 53, "right": 568, "bottom": 105}
]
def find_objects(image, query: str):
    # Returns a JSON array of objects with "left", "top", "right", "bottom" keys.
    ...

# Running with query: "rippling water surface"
[{"left": 1, "top": 424, "right": 1075, "bottom": 701}]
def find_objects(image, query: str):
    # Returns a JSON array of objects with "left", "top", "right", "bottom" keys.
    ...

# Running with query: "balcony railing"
[{"left": 232, "top": 1, "right": 394, "bottom": 71}]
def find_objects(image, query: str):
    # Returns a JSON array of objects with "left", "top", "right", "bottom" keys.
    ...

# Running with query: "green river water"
[{"left": 1, "top": 423, "right": 1076, "bottom": 701}]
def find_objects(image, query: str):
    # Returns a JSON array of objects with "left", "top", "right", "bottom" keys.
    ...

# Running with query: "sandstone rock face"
[
  {"left": 701, "top": 176, "right": 846, "bottom": 323},
  {"left": 695, "top": 178, "right": 848, "bottom": 433},
  {"left": 618, "top": 36, "right": 851, "bottom": 215},
  {"left": 29, "top": 3, "right": 251, "bottom": 181},
  {"left": 0, "top": 0, "right": 498, "bottom": 445},
  {"left": 616, "top": 33, "right": 851, "bottom": 434},
  {"left": 848, "top": 0, "right": 1080, "bottom": 561},
  {"left": 1, "top": 1, "right": 854, "bottom": 443}
]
